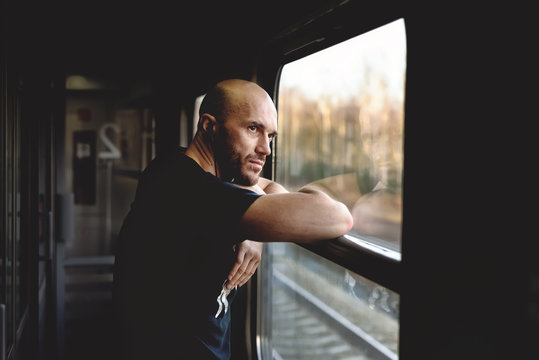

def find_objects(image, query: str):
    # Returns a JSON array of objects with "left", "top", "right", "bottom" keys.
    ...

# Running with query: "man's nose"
[{"left": 256, "top": 135, "right": 272, "bottom": 156}]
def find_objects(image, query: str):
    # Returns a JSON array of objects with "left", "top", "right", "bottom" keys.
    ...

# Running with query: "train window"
[
  {"left": 276, "top": 18, "right": 405, "bottom": 254},
  {"left": 258, "top": 19, "right": 405, "bottom": 359}
]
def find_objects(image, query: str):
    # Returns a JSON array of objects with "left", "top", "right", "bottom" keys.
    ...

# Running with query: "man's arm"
[{"left": 240, "top": 180, "right": 354, "bottom": 243}]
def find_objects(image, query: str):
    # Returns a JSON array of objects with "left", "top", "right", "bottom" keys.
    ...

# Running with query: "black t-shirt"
[{"left": 113, "top": 148, "right": 261, "bottom": 359}]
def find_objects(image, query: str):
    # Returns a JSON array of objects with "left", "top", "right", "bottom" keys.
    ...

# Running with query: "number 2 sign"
[{"left": 98, "top": 123, "right": 121, "bottom": 159}]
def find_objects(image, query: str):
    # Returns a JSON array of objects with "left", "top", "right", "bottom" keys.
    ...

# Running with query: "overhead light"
[{"left": 65, "top": 75, "right": 105, "bottom": 90}]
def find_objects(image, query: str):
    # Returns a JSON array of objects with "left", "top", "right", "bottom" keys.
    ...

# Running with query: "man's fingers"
[
  {"left": 227, "top": 263, "right": 240, "bottom": 284},
  {"left": 228, "top": 246, "right": 245, "bottom": 276},
  {"left": 228, "top": 254, "right": 248, "bottom": 288},
  {"left": 236, "top": 268, "right": 256, "bottom": 287},
  {"left": 228, "top": 258, "right": 256, "bottom": 289},
  {"left": 233, "top": 257, "right": 260, "bottom": 288},
  {"left": 228, "top": 262, "right": 249, "bottom": 287}
]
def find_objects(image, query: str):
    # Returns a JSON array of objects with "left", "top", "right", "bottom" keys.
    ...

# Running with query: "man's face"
[{"left": 214, "top": 96, "right": 277, "bottom": 186}]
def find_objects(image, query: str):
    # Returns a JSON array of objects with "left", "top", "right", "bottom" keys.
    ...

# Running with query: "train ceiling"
[{"left": 7, "top": 0, "right": 338, "bottom": 94}]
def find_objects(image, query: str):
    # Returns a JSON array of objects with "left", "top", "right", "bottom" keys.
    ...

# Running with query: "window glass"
[
  {"left": 276, "top": 18, "right": 406, "bottom": 252},
  {"left": 258, "top": 19, "right": 405, "bottom": 359}
]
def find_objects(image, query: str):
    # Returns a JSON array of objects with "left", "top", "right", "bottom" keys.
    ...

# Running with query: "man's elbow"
[
  {"left": 335, "top": 201, "right": 354, "bottom": 236},
  {"left": 309, "top": 190, "right": 354, "bottom": 239}
]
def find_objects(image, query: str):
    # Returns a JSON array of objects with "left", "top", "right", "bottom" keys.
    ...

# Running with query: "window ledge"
[{"left": 299, "top": 233, "right": 402, "bottom": 293}]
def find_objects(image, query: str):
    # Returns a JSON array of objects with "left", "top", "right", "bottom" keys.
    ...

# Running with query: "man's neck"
[{"left": 185, "top": 133, "right": 219, "bottom": 177}]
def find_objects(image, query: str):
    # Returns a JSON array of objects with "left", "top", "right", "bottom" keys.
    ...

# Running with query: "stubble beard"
[{"left": 214, "top": 135, "right": 261, "bottom": 186}]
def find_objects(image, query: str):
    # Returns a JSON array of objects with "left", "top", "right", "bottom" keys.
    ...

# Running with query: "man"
[{"left": 113, "top": 79, "right": 353, "bottom": 359}]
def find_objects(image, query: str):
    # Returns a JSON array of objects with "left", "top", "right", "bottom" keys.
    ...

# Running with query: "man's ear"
[{"left": 200, "top": 113, "right": 216, "bottom": 142}]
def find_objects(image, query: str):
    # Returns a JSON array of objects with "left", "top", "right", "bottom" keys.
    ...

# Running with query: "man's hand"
[
  {"left": 231, "top": 177, "right": 288, "bottom": 195},
  {"left": 227, "top": 240, "right": 263, "bottom": 290},
  {"left": 258, "top": 178, "right": 288, "bottom": 194}
]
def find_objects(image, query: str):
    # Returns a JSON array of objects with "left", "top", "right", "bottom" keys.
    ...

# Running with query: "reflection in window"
[{"left": 276, "top": 19, "right": 406, "bottom": 252}]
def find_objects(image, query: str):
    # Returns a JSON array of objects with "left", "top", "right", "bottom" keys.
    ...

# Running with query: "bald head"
[{"left": 199, "top": 79, "right": 275, "bottom": 128}]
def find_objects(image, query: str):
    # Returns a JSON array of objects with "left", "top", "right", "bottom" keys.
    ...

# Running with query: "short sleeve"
[{"left": 198, "top": 174, "right": 262, "bottom": 244}]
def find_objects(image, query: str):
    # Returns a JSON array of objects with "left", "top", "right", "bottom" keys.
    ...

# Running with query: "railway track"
[{"left": 269, "top": 268, "right": 398, "bottom": 360}]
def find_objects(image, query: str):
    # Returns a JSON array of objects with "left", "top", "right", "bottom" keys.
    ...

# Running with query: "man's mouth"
[{"left": 248, "top": 158, "right": 265, "bottom": 171}]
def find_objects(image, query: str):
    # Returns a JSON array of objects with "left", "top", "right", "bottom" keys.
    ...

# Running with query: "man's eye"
[{"left": 248, "top": 126, "right": 257, "bottom": 132}]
